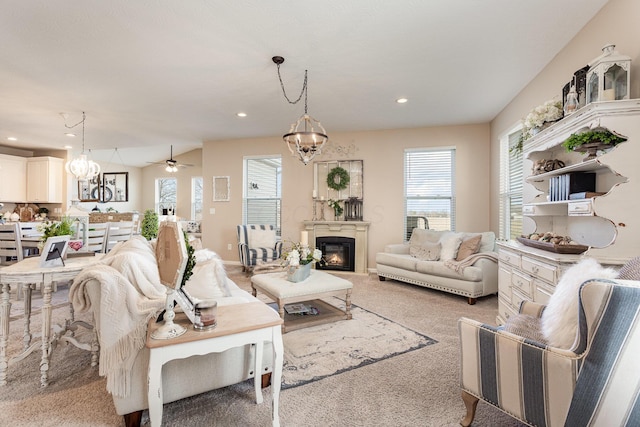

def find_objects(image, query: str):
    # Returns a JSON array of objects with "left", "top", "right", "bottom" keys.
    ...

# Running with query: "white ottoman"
[{"left": 251, "top": 269, "right": 353, "bottom": 333}]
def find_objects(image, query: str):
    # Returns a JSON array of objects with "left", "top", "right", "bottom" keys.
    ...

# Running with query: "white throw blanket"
[
  {"left": 70, "top": 236, "right": 166, "bottom": 398},
  {"left": 443, "top": 252, "right": 498, "bottom": 274}
]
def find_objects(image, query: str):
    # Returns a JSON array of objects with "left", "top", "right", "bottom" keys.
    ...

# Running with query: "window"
[
  {"left": 243, "top": 156, "right": 281, "bottom": 234},
  {"left": 499, "top": 129, "right": 523, "bottom": 240},
  {"left": 155, "top": 177, "right": 177, "bottom": 215},
  {"left": 191, "top": 177, "right": 203, "bottom": 220},
  {"left": 404, "top": 148, "right": 456, "bottom": 240}
]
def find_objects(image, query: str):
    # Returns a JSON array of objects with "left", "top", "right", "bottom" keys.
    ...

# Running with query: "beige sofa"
[
  {"left": 71, "top": 237, "right": 273, "bottom": 427},
  {"left": 376, "top": 229, "right": 498, "bottom": 304}
]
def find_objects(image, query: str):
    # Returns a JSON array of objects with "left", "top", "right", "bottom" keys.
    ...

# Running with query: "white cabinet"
[
  {"left": 496, "top": 100, "right": 640, "bottom": 324},
  {"left": 27, "top": 157, "right": 64, "bottom": 203},
  {"left": 0, "top": 154, "right": 27, "bottom": 202}
]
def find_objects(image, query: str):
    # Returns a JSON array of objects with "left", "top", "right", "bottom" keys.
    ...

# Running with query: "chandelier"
[
  {"left": 273, "top": 56, "right": 328, "bottom": 165},
  {"left": 64, "top": 112, "right": 101, "bottom": 181}
]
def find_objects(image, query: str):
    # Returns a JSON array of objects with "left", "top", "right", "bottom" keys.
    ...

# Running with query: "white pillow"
[
  {"left": 248, "top": 228, "right": 276, "bottom": 248},
  {"left": 541, "top": 258, "right": 617, "bottom": 349},
  {"left": 439, "top": 232, "right": 463, "bottom": 261},
  {"left": 183, "top": 249, "right": 232, "bottom": 300}
]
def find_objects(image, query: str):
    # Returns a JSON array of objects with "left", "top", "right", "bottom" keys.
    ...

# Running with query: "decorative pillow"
[
  {"left": 408, "top": 228, "right": 441, "bottom": 246},
  {"left": 248, "top": 228, "right": 276, "bottom": 248},
  {"left": 503, "top": 314, "right": 548, "bottom": 344},
  {"left": 456, "top": 234, "right": 482, "bottom": 261},
  {"left": 409, "top": 242, "right": 441, "bottom": 261},
  {"left": 617, "top": 256, "right": 640, "bottom": 280},
  {"left": 183, "top": 249, "right": 232, "bottom": 300},
  {"left": 541, "top": 258, "right": 618, "bottom": 349},
  {"left": 439, "top": 232, "right": 463, "bottom": 261}
]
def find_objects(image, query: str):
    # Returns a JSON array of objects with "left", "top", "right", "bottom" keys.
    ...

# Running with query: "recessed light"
[
  {"left": 7, "top": 137, "right": 17, "bottom": 141},
  {"left": 65, "top": 133, "right": 76, "bottom": 137},
  {"left": 236, "top": 112, "right": 247, "bottom": 117},
  {"left": 396, "top": 98, "right": 408, "bottom": 104},
  {"left": 64, "top": 145, "right": 73, "bottom": 149}
]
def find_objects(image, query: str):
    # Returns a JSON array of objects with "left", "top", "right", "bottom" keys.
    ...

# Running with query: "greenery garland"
[{"left": 326, "top": 166, "right": 350, "bottom": 191}]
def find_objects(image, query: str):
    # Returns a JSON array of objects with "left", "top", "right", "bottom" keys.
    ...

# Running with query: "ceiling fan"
[{"left": 148, "top": 145, "right": 193, "bottom": 172}]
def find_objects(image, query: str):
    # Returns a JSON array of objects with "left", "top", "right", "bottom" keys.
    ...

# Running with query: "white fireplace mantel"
[{"left": 303, "top": 221, "right": 370, "bottom": 274}]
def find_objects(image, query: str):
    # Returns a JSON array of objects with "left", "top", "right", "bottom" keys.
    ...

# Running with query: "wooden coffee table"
[{"left": 251, "top": 269, "right": 353, "bottom": 333}]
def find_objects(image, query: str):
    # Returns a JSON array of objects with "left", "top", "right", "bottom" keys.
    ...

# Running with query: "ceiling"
[{"left": 0, "top": 0, "right": 609, "bottom": 167}]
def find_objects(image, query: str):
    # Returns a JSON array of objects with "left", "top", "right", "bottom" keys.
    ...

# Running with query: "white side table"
[{"left": 146, "top": 301, "right": 284, "bottom": 427}]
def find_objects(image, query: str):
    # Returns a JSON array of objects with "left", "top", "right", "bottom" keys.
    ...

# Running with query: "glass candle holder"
[{"left": 194, "top": 299, "right": 218, "bottom": 331}]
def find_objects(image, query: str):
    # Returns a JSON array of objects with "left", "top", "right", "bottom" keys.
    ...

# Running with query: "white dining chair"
[
  {"left": 0, "top": 223, "right": 23, "bottom": 265},
  {"left": 86, "top": 223, "right": 109, "bottom": 253},
  {"left": 103, "top": 221, "right": 135, "bottom": 253}
]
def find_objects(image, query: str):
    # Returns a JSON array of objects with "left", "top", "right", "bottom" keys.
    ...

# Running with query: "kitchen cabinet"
[
  {"left": 27, "top": 157, "right": 64, "bottom": 203},
  {"left": 0, "top": 154, "right": 27, "bottom": 202}
]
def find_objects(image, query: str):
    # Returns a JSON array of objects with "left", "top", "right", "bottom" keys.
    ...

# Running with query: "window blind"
[
  {"left": 404, "top": 148, "right": 456, "bottom": 240},
  {"left": 243, "top": 156, "right": 282, "bottom": 235}
]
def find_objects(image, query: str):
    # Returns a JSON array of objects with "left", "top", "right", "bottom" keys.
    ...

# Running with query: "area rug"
[{"left": 280, "top": 298, "right": 437, "bottom": 389}]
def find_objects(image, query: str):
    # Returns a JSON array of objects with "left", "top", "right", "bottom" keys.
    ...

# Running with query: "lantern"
[
  {"left": 586, "top": 44, "right": 631, "bottom": 104},
  {"left": 344, "top": 197, "right": 363, "bottom": 221}
]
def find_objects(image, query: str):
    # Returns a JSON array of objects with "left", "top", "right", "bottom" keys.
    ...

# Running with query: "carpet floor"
[{"left": 0, "top": 266, "right": 525, "bottom": 426}]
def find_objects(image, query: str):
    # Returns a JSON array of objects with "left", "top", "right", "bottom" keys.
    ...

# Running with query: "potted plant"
[
  {"left": 561, "top": 128, "right": 627, "bottom": 160},
  {"left": 141, "top": 209, "right": 159, "bottom": 241}
]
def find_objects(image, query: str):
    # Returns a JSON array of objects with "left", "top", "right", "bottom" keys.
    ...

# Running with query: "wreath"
[{"left": 326, "top": 166, "right": 350, "bottom": 191}]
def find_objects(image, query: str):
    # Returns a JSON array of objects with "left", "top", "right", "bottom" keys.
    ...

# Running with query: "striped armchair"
[
  {"left": 459, "top": 278, "right": 640, "bottom": 427},
  {"left": 236, "top": 224, "right": 282, "bottom": 272}
]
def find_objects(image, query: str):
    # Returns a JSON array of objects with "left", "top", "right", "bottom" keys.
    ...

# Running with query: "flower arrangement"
[
  {"left": 37, "top": 216, "right": 75, "bottom": 242},
  {"left": 281, "top": 241, "right": 324, "bottom": 267},
  {"left": 328, "top": 199, "right": 343, "bottom": 218},
  {"left": 521, "top": 99, "right": 563, "bottom": 141}
]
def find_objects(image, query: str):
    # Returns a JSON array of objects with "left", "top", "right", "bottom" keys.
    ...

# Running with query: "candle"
[
  {"left": 300, "top": 231, "right": 309, "bottom": 246},
  {"left": 603, "top": 89, "right": 615, "bottom": 101},
  {"left": 313, "top": 190, "right": 317, "bottom": 198}
]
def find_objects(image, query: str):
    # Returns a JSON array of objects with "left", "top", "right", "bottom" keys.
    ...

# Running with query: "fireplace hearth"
[{"left": 316, "top": 236, "right": 355, "bottom": 272}]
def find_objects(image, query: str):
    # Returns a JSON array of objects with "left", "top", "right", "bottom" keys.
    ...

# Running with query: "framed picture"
[
  {"left": 39, "top": 235, "right": 70, "bottom": 268},
  {"left": 213, "top": 176, "right": 230, "bottom": 201},
  {"left": 102, "top": 172, "right": 129, "bottom": 202},
  {"left": 78, "top": 176, "right": 100, "bottom": 202}
]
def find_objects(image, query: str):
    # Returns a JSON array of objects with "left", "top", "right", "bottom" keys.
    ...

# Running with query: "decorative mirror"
[
  {"left": 78, "top": 175, "right": 100, "bottom": 202},
  {"left": 314, "top": 160, "right": 363, "bottom": 200},
  {"left": 151, "top": 221, "right": 190, "bottom": 339},
  {"left": 213, "top": 176, "right": 230, "bottom": 201},
  {"left": 102, "top": 172, "right": 129, "bottom": 202}
]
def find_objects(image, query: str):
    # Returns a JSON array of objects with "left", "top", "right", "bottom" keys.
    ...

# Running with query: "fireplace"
[{"left": 316, "top": 236, "right": 355, "bottom": 272}]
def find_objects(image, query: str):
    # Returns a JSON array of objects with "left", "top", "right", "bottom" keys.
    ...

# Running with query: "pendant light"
[
  {"left": 64, "top": 112, "right": 101, "bottom": 181},
  {"left": 273, "top": 56, "right": 328, "bottom": 165}
]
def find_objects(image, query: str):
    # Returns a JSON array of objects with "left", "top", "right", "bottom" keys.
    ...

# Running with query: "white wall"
[{"left": 200, "top": 124, "right": 491, "bottom": 269}]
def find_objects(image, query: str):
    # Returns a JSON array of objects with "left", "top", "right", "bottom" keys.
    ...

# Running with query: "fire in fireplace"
[{"left": 316, "top": 236, "right": 355, "bottom": 272}]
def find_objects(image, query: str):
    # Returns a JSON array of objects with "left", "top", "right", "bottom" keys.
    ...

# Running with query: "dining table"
[{"left": 0, "top": 253, "right": 104, "bottom": 386}]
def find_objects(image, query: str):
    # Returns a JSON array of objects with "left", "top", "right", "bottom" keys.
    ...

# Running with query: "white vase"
[{"left": 287, "top": 262, "right": 312, "bottom": 283}]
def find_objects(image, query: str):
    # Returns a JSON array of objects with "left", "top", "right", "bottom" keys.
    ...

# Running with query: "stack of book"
[{"left": 548, "top": 172, "right": 596, "bottom": 201}]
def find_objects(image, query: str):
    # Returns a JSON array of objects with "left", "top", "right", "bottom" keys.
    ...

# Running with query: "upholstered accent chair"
[
  {"left": 236, "top": 224, "right": 282, "bottom": 272},
  {"left": 459, "top": 278, "right": 640, "bottom": 427}
]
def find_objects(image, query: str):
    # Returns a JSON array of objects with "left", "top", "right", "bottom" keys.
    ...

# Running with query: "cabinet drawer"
[
  {"left": 498, "top": 296, "right": 517, "bottom": 325},
  {"left": 498, "top": 266, "right": 512, "bottom": 300},
  {"left": 511, "top": 288, "right": 529, "bottom": 312},
  {"left": 568, "top": 200, "right": 593, "bottom": 216},
  {"left": 521, "top": 257, "right": 558, "bottom": 284},
  {"left": 499, "top": 249, "right": 521, "bottom": 268},
  {"left": 511, "top": 270, "right": 533, "bottom": 298},
  {"left": 534, "top": 280, "right": 554, "bottom": 305}
]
